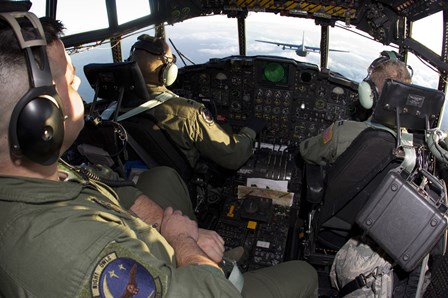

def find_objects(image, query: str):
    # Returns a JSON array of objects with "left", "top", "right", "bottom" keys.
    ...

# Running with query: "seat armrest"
[{"left": 304, "top": 164, "right": 325, "bottom": 204}]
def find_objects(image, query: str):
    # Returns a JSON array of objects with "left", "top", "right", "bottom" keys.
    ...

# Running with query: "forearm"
[
  {"left": 128, "top": 194, "right": 164, "bottom": 230},
  {"left": 198, "top": 131, "right": 255, "bottom": 170},
  {"left": 170, "top": 233, "right": 221, "bottom": 269}
]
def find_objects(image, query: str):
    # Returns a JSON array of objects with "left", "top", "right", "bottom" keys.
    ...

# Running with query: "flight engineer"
[{"left": 297, "top": 50, "right": 412, "bottom": 166}]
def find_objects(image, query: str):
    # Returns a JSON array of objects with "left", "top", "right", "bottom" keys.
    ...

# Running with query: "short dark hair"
[
  {"left": 39, "top": 16, "right": 65, "bottom": 44},
  {"left": 0, "top": 15, "right": 64, "bottom": 66}
]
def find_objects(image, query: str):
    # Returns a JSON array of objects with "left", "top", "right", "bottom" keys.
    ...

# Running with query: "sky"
[{"left": 28, "top": 1, "right": 444, "bottom": 106}]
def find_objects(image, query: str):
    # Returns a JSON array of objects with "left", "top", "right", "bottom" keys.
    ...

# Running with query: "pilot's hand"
[
  {"left": 197, "top": 228, "right": 225, "bottom": 263},
  {"left": 245, "top": 116, "right": 267, "bottom": 134},
  {"left": 160, "top": 207, "right": 199, "bottom": 244}
]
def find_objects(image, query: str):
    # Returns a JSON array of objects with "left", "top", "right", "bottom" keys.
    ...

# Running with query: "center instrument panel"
[
  {"left": 171, "top": 55, "right": 363, "bottom": 146},
  {"left": 171, "top": 55, "right": 362, "bottom": 272}
]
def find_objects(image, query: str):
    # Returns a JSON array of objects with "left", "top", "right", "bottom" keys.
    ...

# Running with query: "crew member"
[{"left": 127, "top": 34, "right": 266, "bottom": 171}]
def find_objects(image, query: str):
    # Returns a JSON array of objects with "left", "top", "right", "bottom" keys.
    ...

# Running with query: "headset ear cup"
[
  {"left": 358, "top": 80, "right": 375, "bottom": 109},
  {"left": 15, "top": 97, "right": 64, "bottom": 165},
  {"left": 161, "top": 63, "right": 178, "bottom": 86}
]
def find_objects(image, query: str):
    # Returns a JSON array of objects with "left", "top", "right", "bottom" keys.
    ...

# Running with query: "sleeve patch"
[
  {"left": 322, "top": 124, "right": 333, "bottom": 144},
  {"left": 200, "top": 107, "right": 214, "bottom": 125},
  {"left": 91, "top": 252, "right": 162, "bottom": 298}
]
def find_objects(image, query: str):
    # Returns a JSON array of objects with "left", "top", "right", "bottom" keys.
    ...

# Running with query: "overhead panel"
[{"left": 231, "top": 0, "right": 358, "bottom": 21}]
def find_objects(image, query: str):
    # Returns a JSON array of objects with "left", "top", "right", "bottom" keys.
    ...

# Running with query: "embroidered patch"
[
  {"left": 200, "top": 107, "right": 214, "bottom": 125},
  {"left": 322, "top": 124, "right": 333, "bottom": 144},
  {"left": 91, "top": 252, "right": 162, "bottom": 298}
]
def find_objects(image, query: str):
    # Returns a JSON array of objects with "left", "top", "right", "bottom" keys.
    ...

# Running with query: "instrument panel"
[{"left": 171, "top": 55, "right": 363, "bottom": 146}]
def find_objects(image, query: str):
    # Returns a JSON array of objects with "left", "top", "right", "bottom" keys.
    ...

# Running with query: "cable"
[{"left": 78, "top": 164, "right": 135, "bottom": 187}]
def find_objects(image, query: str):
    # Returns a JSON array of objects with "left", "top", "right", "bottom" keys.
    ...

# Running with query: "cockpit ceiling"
[
  {"left": 228, "top": 1, "right": 357, "bottom": 20},
  {"left": 201, "top": 0, "right": 447, "bottom": 22}
]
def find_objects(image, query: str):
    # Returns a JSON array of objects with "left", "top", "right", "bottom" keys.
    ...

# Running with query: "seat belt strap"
[
  {"left": 400, "top": 132, "right": 416, "bottom": 173},
  {"left": 338, "top": 274, "right": 367, "bottom": 297},
  {"left": 117, "top": 92, "right": 176, "bottom": 121},
  {"left": 126, "top": 133, "right": 158, "bottom": 169}
]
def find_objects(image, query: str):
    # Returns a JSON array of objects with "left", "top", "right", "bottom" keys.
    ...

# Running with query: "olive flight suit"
[
  {"left": 0, "top": 164, "right": 318, "bottom": 297},
  {"left": 299, "top": 120, "right": 371, "bottom": 166},
  {"left": 0, "top": 165, "right": 241, "bottom": 298},
  {"left": 145, "top": 85, "right": 256, "bottom": 170}
]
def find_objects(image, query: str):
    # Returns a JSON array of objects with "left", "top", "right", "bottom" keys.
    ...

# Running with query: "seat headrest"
[
  {"left": 371, "top": 79, "right": 445, "bottom": 131},
  {"left": 84, "top": 61, "right": 149, "bottom": 102}
]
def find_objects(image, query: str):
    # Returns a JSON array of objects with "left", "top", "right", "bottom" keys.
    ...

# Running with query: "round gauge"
[
  {"left": 263, "top": 106, "right": 272, "bottom": 114},
  {"left": 314, "top": 99, "right": 326, "bottom": 111},
  {"left": 231, "top": 89, "right": 240, "bottom": 97},
  {"left": 300, "top": 72, "right": 312, "bottom": 83},
  {"left": 263, "top": 62, "right": 286, "bottom": 83},
  {"left": 215, "top": 72, "right": 227, "bottom": 80},
  {"left": 230, "top": 101, "right": 241, "bottom": 111},
  {"left": 332, "top": 86, "right": 345, "bottom": 95},
  {"left": 199, "top": 73, "right": 208, "bottom": 84}
]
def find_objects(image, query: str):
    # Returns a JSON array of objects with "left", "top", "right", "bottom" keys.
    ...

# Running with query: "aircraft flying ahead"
[{"left": 256, "top": 32, "right": 349, "bottom": 57}]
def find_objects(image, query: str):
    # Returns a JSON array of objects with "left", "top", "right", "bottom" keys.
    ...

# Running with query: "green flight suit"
[
  {"left": 0, "top": 164, "right": 318, "bottom": 297},
  {"left": 0, "top": 168, "right": 240, "bottom": 298},
  {"left": 299, "top": 120, "right": 371, "bottom": 166},
  {"left": 146, "top": 85, "right": 256, "bottom": 170}
]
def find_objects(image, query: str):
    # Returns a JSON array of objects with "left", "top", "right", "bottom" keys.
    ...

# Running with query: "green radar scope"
[{"left": 263, "top": 62, "right": 286, "bottom": 83}]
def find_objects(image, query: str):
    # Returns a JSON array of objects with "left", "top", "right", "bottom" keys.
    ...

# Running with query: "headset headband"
[
  {"left": 0, "top": 12, "right": 53, "bottom": 88},
  {"left": 367, "top": 50, "right": 401, "bottom": 76},
  {"left": 1, "top": 11, "right": 65, "bottom": 165},
  {"left": 131, "top": 34, "right": 166, "bottom": 56}
]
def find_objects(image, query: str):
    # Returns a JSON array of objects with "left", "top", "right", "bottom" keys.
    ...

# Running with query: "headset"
[
  {"left": 0, "top": 11, "right": 64, "bottom": 165},
  {"left": 130, "top": 34, "right": 178, "bottom": 86},
  {"left": 358, "top": 50, "right": 400, "bottom": 110}
]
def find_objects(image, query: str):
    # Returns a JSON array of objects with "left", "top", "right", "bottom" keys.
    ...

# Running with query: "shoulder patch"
[
  {"left": 200, "top": 107, "right": 214, "bottom": 125},
  {"left": 322, "top": 124, "right": 334, "bottom": 144},
  {"left": 91, "top": 252, "right": 162, "bottom": 298}
]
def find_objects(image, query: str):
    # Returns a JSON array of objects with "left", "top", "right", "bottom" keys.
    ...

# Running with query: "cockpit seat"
[
  {"left": 81, "top": 61, "right": 193, "bottom": 180},
  {"left": 80, "top": 61, "right": 233, "bottom": 210},
  {"left": 302, "top": 79, "right": 446, "bottom": 254}
]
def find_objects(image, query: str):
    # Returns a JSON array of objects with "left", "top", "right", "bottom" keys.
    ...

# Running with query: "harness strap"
[
  {"left": 338, "top": 274, "right": 367, "bottom": 297},
  {"left": 117, "top": 92, "right": 177, "bottom": 121}
]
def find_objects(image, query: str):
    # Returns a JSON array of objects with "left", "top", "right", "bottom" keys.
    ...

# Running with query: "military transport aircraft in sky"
[
  {"left": 256, "top": 32, "right": 350, "bottom": 57},
  {"left": 9, "top": 0, "right": 448, "bottom": 296}
]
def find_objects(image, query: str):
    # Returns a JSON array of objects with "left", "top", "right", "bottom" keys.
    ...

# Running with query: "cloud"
[{"left": 73, "top": 11, "right": 442, "bottom": 101}]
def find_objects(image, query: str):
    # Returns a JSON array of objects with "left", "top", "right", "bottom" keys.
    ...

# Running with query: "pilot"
[
  {"left": 0, "top": 16, "right": 318, "bottom": 297},
  {"left": 126, "top": 34, "right": 266, "bottom": 171},
  {"left": 297, "top": 50, "right": 412, "bottom": 166}
]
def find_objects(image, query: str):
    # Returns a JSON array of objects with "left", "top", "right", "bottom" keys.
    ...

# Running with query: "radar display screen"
[
  {"left": 264, "top": 62, "right": 285, "bottom": 83},
  {"left": 257, "top": 60, "right": 290, "bottom": 86}
]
